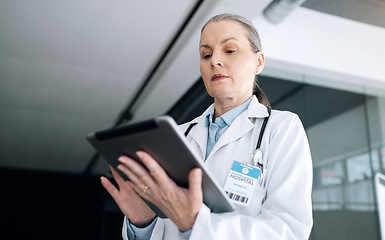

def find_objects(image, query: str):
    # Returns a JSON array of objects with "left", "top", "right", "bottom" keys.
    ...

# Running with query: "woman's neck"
[{"left": 213, "top": 94, "right": 252, "bottom": 119}]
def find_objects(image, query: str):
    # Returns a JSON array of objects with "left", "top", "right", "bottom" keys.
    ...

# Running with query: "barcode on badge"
[{"left": 225, "top": 191, "right": 249, "bottom": 204}]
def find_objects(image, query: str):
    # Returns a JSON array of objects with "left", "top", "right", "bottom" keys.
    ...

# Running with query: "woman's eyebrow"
[
  {"left": 199, "top": 44, "right": 211, "bottom": 50},
  {"left": 221, "top": 37, "right": 237, "bottom": 44},
  {"left": 200, "top": 37, "right": 238, "bottom": 50},
  {"left": 199, "top": 37, "right": 237, "bottom": 49}
]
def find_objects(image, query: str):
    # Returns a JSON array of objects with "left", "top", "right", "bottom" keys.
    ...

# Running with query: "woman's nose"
[{"left": 211, "top": 54, "right": 223, "bottom": 67}]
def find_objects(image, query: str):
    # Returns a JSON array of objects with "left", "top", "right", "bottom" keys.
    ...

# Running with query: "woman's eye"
[
  {"left": 202, "top": 54, "right": 212, "bottom": 60},
  {"left": 226, "top": 50, "right": 236, "bottom": 54}
]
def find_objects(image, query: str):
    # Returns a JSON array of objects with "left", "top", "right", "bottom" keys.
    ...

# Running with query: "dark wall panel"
[{"left": 0, "top": 168, "right": 107, "bottom": 240}]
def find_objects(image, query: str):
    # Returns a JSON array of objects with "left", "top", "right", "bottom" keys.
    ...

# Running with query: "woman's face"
[{"left": 199, "top": 21, "right": 264, "bottom": 102}]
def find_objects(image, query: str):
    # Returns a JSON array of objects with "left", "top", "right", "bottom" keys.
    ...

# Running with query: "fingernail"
[
  {"left": 136, "top": 151, "right": 143, "bottom": 158},
  {"left": 117, "top": 164, "right": 124, "bottom": 171}
]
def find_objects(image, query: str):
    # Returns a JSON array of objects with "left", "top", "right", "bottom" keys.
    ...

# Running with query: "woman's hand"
[
  {"left": 101, "top": 166, "right": 156, "bottom": 227},
  {"left": 117, "top": 151, "right": 203, "bottom": 232}
]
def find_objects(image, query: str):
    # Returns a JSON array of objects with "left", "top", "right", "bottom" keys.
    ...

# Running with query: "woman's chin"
[{"left": 209, "top": 88, "right": 234, "bottom": 99}]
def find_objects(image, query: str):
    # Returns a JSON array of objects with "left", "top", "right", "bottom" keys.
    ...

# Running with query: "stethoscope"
[{"left": 251, "top": 106, "right": 271, "bottom": 173}]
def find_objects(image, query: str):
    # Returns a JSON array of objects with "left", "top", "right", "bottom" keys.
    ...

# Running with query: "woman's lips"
[{"left": 211, "top": 74, "right": 229, "bottom": 81}]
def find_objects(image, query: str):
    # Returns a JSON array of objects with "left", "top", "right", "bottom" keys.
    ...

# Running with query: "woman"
[{"left": 101, "top": 13, "right": 313, "bottom": 239}]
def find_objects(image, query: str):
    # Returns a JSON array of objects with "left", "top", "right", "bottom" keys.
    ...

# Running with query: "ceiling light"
[{"left": 263, "top": 0, "right": 306, "bottom": 24}]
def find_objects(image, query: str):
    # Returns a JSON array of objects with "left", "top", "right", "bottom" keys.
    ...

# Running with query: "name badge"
[{"left": 223, "top": 160, "right": 260, "bottom": 206}]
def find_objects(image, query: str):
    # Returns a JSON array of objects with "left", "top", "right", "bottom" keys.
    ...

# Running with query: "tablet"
[{"left": 87, "top": 115, "right": 235, "bottom": 218}]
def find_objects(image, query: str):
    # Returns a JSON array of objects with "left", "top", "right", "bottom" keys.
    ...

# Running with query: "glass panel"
[
  {"left": 371, "top": 148, "right": 381, "bottom": 174},
  {"left": 346, "top": 152, "right": 372, "bottom": 183},
  {"left": 314, "top": 162, "right": 344, "bottom": 188},
  {"left": 382, "top": 146, "right": 385, "bottom": 172}
]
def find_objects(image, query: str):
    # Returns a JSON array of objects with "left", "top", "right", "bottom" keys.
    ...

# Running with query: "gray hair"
[
  {"left": 201, "top": 13, "right": 270, "bottom": 107},
  {"left": 201, "top": 13, "right": 262, "bottom": 53}
]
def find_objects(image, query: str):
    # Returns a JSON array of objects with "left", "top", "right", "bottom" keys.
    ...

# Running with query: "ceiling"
[
  {"left": 0, "top": 0, "right": 383, "bottom": 175},
  {"left": 0, "top": 0, "right": 199, "bottom": 173}
]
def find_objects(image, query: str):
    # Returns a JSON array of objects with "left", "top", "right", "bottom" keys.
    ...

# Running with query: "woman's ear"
[{"left": 254, "top": 52, "right": 265, "bottom": 75}]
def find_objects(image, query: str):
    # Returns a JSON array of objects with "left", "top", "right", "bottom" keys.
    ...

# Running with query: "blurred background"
[{"left": 1, "top": 0, "right": 385, "bottom": 239}]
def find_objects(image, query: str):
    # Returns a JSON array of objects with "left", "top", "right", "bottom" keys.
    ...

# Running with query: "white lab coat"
[{"left": 122, "top": 96, "right": 313, "bottom": 240}]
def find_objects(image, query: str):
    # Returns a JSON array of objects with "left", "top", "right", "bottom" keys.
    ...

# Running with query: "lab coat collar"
[
  {"left": 186, "top": 96, "right": 269, "bottom": 159},
  {"left": 247, "top": 95, "right": 270, "bottom": 119},
  {"left": 190, "top": 95, "right": 268, "bottom": 124}
]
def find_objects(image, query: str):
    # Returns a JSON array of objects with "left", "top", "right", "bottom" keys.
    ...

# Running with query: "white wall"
[{"left": 254, "top": 7, "right": 385, "bottom": 95}]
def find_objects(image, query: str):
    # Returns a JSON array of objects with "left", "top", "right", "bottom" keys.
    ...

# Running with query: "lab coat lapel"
[
  {"left": 189, "top": 123, "right": 207, "bottom": 160},
  {"left": 187, "top": 105, "right": 212, "bottom": 160}
]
